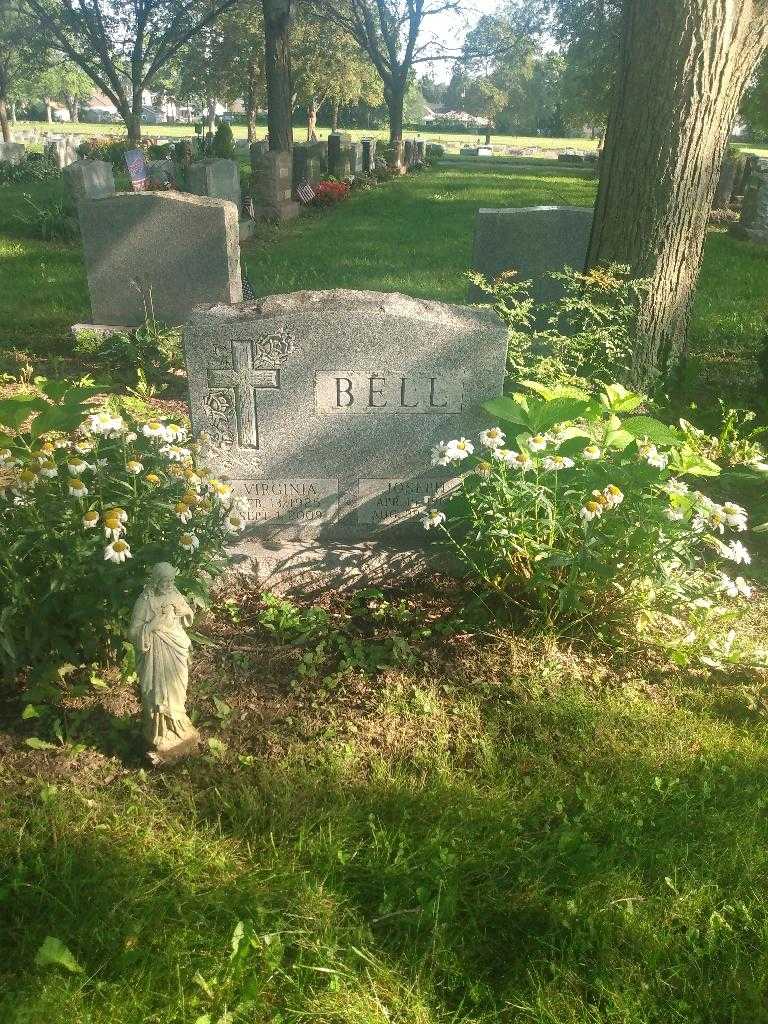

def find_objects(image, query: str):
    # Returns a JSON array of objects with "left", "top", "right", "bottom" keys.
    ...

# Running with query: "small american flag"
[{"left": 296, "top": 181, "right": 316, "bottom": 205}]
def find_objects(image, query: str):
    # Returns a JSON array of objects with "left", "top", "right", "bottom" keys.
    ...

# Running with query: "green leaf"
[
  {"left": 21, "top": 704, "right": 40, "bottom": 720},
  {"left": 25, "top": 737, "right": 58, "bottom": 750},
  {"left": 531, "top": 397, "right": 592, "bottom": 432},
  {"left": 35, "top": 936, "right": 83, "bottom": 974},
  {"left": 601, "top": 384, "right": 645, "bottom": 413},
  {"left": 621, "top": 416, "right": 680, "bottom": 446},
  {"left": 669, "top": 445, "right": 721, "bottom": 477},
  {"left": 604, "top": 429, "right": 635, "bottom": 450},
  {"left": 30, "top": 404, "right": 88, "bottom": 438},
  {"left": 482, "top": 395, "right": 531, "bottom": 429},
  {"left": 519, "top": 380, "right": 590, "bottom": 401},
  {"left": 212, "top": 696, "right": 231, "bottom": 719},
  {"left": 0, "top": 395, "right": 47, "bottom": 430}
]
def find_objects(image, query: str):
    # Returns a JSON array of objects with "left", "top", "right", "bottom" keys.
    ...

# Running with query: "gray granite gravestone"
[
  {"left": 713, "top": 154, "right": 738, "bottom": 210},
  {"left": 63, "top": 159, "right": 116, "bottom": 201},
  {"left": 327, "top": 133, "right": 351, "bottom": 176},
  {"left": 78, "top": 191, "right": 242, "bottom": 326},
  {"left": 731, "top": 158, "right": 768, "bottom": 244},
  {"left": 187, "top": 158, "right": 241, "bottom": 213},
  {"left": 415, "top": 140, "right": 426, "bottom": 162},
  {"left": 361, "top": 138, "right": 376, "bottom": 172},
  {"left": 0, "top": 141, "right": 25, "bottom": 164},
  {"left": 45, "top": 136, "right": 78, "bottom": 169},
  {"left": 403, "top": 140, "right": 414, "bottom": 166},
  {"left": 470, "top": 205, "right": 594, "bottom": 305},
  {"left": 251, "top": 150, "right": 299, "bottom": 221},
  {"left": 307, "top": 140, "right": 328, "bottom": 174},
  {"left": 184, "top": 289, "right": 507, "bottom": 587},
  {"left": 349, "top": 142, "right": 364, "bottom": 174}
]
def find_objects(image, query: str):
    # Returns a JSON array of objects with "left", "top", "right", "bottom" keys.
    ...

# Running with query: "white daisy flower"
[
  {"left": 542, "top": 455, "right": 574, "bottom": 472},
  {"left": 431, "top": 441, "right": 451, "bottom": 466},
  {"left": 105, "top": 507, "right": 128, "bottom": 523},
  {"left": 125, "top": 431, "right": 138, "bottom": 443},
  {"left": 665, "top": 508, "right": 685, "bottom": 522},
  {"left": 639, "top": 444, "right": 668, "bottom": 469},
  {"left": 580, "top": 500, "right": 603, "bottom": 522},
  {"left": 719, "top": 539, "right": 751, "bottom": 565},
  {"left": 15, "top": 469, "right": 37, "bottom": 491},
  {"left": 180, "top": 532, "right": 200, "bottom": 552},
  {"left": 445, "top": 438, "right": 474, "bottom": 461},
  {"left": 103, "top": 518, "right": 125, "bottom": 541},
  {"left": 479, "top": 427, "right": 506, "bottom": 449},
  {"left": 39, "top": 461, "right": 58, "bottom": 478},
  {"left": 104, "top": 539, "right": 132, "bottom": 563},
  {"left": 474, "top": 460, "right": 493, "bottom": 479},
  {"left": 528, "top": 434, "right": 547, "bottom": 453},
  {"left": 719, "top": 574, "right": 753, "bottom": 599},
  {"left": 89, "top": 411, "right": 124, "bottom": 435},
  {"left": 142, "top": 420, "right": 167, "bottom": 439},
  {"left": 224, "top": 512, "right": 246, "bottom": 534},
  {"left": 74, "top": 439, "right": 94, "bottom": 455},
  {"left": 163, "top": 422, "right": 187, "bottom": 442},
  {"left": 68, "top": 478, "right": 88, "bottom": 498},
  {"left": 513, "top": 451, "right": 534, "bottom": 472},
  {"left": 722, "top": 501, "right": 748, "bottom": 531},
  {"left": 82, "top": 510, "right": 99, "bottom": 529},
  {"left": 67, "top": 457, "right": 89, "bottom": 475},
  {"left": 209, "top": 480, "right": 233, "bottom": 505},
  {"left": 174, "top": 502, "right": 192, "bottom": 524},
  {"left": 126, "top": 459, "right": 144, "bottom": 475},
  {"left": 582, "top": 444, "right": 601, "bottom": 460},
  {"left": 53, "top": 438, "right": 70, "bottom": 449},
  {"left": 663, "top": 479, "right": 689, "bottom": 496},
  {"left": 160, "top": 444, "right": 191, "bottom": 463},
  {"left": 603, "top": 484, "right": 624, "bottom": 508},
  {"left": 422, "top": 509, "right": 446, "bottom": 530},
  {"left": 691, "top": 598, "right": 713, "bottom": 610},
  {"left": 708, "top": 510, "right": 727, "bottom": 535}
]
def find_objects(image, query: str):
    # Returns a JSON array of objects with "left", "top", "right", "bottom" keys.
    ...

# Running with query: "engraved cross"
[{"left": 207, "top": 339, "right": 280, "bottom": 449}]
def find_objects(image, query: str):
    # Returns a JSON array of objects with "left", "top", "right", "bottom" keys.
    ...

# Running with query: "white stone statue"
[{"left": 129, "top": 562, "right": 200, "bottom": 762}]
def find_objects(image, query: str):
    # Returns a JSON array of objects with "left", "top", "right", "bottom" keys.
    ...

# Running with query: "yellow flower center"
[
  {"left": 84, "top": 512, "right": 99, "bottom": 524},
  {"left": 112, "top": 540, "right": 128, "bottom": 552},
  {"left": 145, "top": 474, "right": 161, "bottom": 484},
  {"left": 70, "top": 478, "right": 83, "bottom": 488}
]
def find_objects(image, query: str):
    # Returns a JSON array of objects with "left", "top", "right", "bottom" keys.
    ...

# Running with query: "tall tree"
[
  {"left": 37, "top": 60, "right": 92, "bottom": 121},
  {"left": 312, "top": 0, "right": 461, "bottom": 161},
  {"left": 586, "top": 0, "right": 768, "bottom": 386},
  {"left": 552, "top": 0, "right": 621, "bottom": 136},
  {"left": 21, "top": 0, "right": 241, "bottom": 142},
  {"left": 0, "top": 0, "right": 42, "bottom": 142},
  {"left": 263, "top": 0, "right": 294, "bottom": 151}
]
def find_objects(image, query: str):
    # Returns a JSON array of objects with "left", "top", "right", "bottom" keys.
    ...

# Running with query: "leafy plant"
[
  {"left": 470, "top": 263, "right": 649, "bottom": 390},
  {"left": 74, "top": 315, "right": 183, "bottom": 391},
  {"left": 314, "top": 180, "right": 351, "bottom": 206},
  {"left": 212, "top": 121, "right": 236, "bottom": 159},
  {"left": 422, "top": 382, "right": 761, "bottom": 661},
  {"left": 14, "top": 193, "right": 79, "bottom": 242},
  {"left": 0, "top": 382, "right": 244, "bottom": 677},
  {"left": 0, "top": 153, "right": 59, "bottom": 185}
]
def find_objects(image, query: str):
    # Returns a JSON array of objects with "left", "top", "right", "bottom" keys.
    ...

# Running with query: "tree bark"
[
  {"left": 10, "top": 101, "right": 16, "bottom": 124},
  {"left": 206, "top": 96, "right": 216, "bottom": 132},
  {"left": 0, "top": 97, "right": 10, "bottom": 143},
  {"left": 331, "top": 98, "right": 339, "bottom": 131},
  {"left": 386, "top": 82, "right": 405, "bottom": 145},
  {"left": 587, "top": 0, "right": 768, "bottom": 386},
  {"left": 263, "top": 0, "right": 294, "bottom": 152},
  {"left": 45, "top": 99, "right": 52, "bottom": 122}
]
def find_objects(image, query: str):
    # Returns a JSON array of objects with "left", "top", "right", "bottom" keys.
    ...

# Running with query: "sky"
[{"left": 417, "top": 0, "right": 504, "bottom": 82}]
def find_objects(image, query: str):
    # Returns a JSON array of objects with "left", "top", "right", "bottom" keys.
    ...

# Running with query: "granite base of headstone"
[
  {"left": 78, "top": 191, "right": 243, "bottom": 327},
  {"left": 0, "top": 141, "right": 26, "bottom": 164},
  {"left": 251, "top": 150, "right": 299, "bottom": 221},
  {"left": 470, "top": 205, "right": 594, "bottom": 305},
  {"left": 731, "top": 158, "right": 768, "bottom": 244},
  {"left": 63, "top": 159, "right": 116, "bottom": 201},
  {"left": 184, "top": 288, "right": 507, "bottom": 589}
]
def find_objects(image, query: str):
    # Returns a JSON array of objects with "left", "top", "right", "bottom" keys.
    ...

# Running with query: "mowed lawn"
[{"left": 3, "top": 161, "right": 768, "bottom": 1024}]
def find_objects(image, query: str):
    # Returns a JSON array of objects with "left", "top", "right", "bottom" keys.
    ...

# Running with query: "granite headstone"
[
  {"left": 187, "top": 158, "right": 241, "bottom": 213},
  {"left": 251, "top": 149, "right": 299, "bottom": 221},
  {"left": 63, "top": 159, "right": 116, "bottom": 201},
  {"left": 184, "top": 289, "right": 507, "bottom": 585},
  {"left": 470, "top": 205, "right": 594, "bottom": 305},
  {"left": 78, "top": 191, "right": 242, "bottom": 327},
  {"left": 731, "top": 158, "right": 768, "bottom": 244},
  {"left": 0, "top": 141, "right": 25, "bottom": 164}
]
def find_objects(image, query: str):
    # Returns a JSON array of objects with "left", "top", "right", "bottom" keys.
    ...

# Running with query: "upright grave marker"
[
  {"left": 470, "top": 205, "right": 594, "bottom": 305},
  {"left": 184, "top": 289, "right": 507, "bottom": 584},
  {"left": 63, "top": 159, "right": 116, "bottom": 201},
  {"left": 78, "top": 191, "right": 242, "bottom": 326}
]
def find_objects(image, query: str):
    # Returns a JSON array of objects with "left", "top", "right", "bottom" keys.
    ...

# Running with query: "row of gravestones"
[{"left": 0, "top": 136, "right": 81, "bottom": 168}]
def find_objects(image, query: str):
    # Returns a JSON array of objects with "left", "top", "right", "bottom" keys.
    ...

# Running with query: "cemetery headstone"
[
  {"left": 734, "top": 153, "right": 760, "bottom": 197},
  {"left": 0, "top": 141, "right": 25, "bottom": 164},
  {"left": 337, "top": 148, "right": 353, "bottom": 178},
  {"left": 78, "top": 191, "right": 243, "bottom": 327},
  {"left": 348, "top": 142, "right": 363, "bottom": 174},
  {"left": 415, "top": 140, "right": 426, "bottom": 162},
  {"left": 124, "top": 148, "right": 148, "bottom": 190},
  {"left": 731, "top": 158, "right": 768, "bottom": 244},
  {"left": 187, "top": 157, "right": 241, "bottom": 213},
  {"left": 45, "top": 137, "right": 78, "bottom": 169},
  {"left": 184, "top": 289, "right": 507, "bottom": 587},
  {"left": 403, "top": 140, "right": 414, "bottom": 166},
  {"left": 148, "top": 158, "right": 176, "bottom": 189},
  {"left": 470, "top": 205, "right": 594, "bottom": 305},
  {"left": 361, "top": 137, "right": 376, "bottom": 173},
  {"left": 713, "top": 154, "right": 738, "bottom": 210},
  {"left": 328, "top": 133, "right": 343, "bottom": 176},
  {"left": 63, "top": 159, "right": 116, "bottom": 201},
  {"left": 307, "top": 140, "right": 328, "bottom": 174},
  {"left": 251, "top": 149, "right": 299, "bottom": 221}
]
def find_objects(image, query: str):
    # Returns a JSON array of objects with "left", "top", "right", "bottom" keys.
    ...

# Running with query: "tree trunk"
[
  {"left": 206, "top": 97, "right": 216, "bottom": 132},
  {"left": 587, "top": 0, "right": 768, "bottom": 386},
  {"left": 307, "top": 97, "right": 318, "bottom": 141},
  {"left": 45, "top": 99, "right": 52, "bottom": 123},
  {"left": 331, "top": 98, "right": 339, "bottom": 131},
  {"left": 124, "top": 94, "right": 142, "bottom": 143},
  {"left": 10, "top": 101, "right": 16, "bottom": 124},
  {"left": 386, "top": 84, "right": 405, "bottom": 145},
  {"left": 67, "top": 94, "right": 79, "bottom": 122},
  {"left": 263, "top": 0, "right": 294, "bottom": 152},
  {"left": 0, "top": 97, "right": 10, "bottom": 143}
]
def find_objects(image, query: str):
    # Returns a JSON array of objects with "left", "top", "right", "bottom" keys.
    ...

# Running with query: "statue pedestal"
[{"left": 147, "top": 728, "right": 201, "bottom": 766}]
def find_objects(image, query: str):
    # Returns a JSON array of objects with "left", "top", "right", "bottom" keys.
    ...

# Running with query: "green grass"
[{"left": 3, "top": 159, "right": 768, "bottom": 1023}]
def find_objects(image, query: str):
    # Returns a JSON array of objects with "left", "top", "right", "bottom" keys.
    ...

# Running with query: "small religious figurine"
[{"left": 129, "top": 562, "right": 200, "bottom": 764}]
